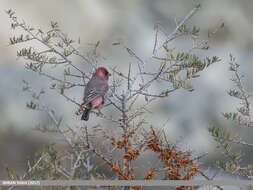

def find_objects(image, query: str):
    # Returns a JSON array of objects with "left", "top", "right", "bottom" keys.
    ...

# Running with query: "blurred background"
[{"left": 1, "top": 0, "right": 253, "bottom": 180}]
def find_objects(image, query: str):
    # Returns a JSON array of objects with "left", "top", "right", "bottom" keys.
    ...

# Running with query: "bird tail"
[
  {"left": 81, "top": 107, "right": 91, "bottom": 121},
  {"left": 81, "top": 102, "right": 92, "bottom": 121}
]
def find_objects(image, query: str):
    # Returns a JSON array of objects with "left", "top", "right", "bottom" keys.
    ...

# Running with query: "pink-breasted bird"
[{"left": 81, "top": 67, "right": 110, "bottom": 121}]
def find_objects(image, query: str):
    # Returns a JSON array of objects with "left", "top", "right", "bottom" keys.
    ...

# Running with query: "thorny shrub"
[{"left": 4, "top": 4, "right": 227, "bottom": 190}]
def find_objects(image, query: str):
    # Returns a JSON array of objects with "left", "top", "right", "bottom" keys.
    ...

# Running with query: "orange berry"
[
  {"left": 129, "top": 168, "right": 134, "bottom": 173},
  {"left": 112, "top": 166, "right": 120, "bottom": 171},
  {"left": 123, "top": 153, "right": 131, "bottom": 159}
]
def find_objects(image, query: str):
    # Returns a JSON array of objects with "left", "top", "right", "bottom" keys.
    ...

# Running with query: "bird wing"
[{"left": 82, "top": 78, "right": 108, "bottom": 106}]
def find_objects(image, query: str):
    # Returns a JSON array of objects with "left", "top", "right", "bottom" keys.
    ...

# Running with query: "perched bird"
[{"left": 81, "top": 67, "right": 110, "bottom": 121}]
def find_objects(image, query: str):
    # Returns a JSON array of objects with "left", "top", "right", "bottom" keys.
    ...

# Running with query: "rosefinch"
[{"left": 81, "top": 67, "right": 110, "bottom": 121}]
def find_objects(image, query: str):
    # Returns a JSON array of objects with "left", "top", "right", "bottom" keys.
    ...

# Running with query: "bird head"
[{"left": 95, "top": 67, "right": 110, "bottom": 81}]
